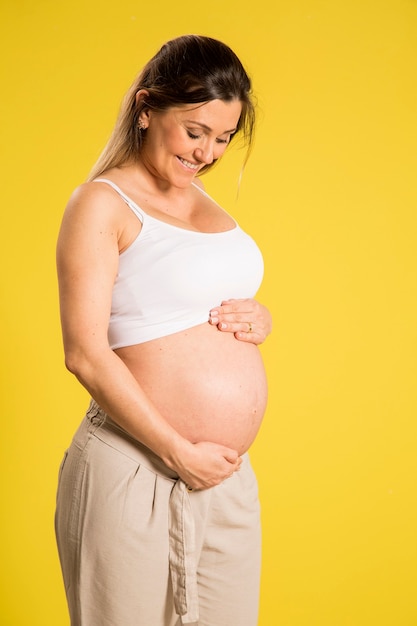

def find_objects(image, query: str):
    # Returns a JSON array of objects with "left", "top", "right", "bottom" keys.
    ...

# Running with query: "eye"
[
  {"left": 187, "top": 130, "right": 201, "bottom": 140},
  {"left": 216, "top": 132, "right": 235, "bottom": 145}
]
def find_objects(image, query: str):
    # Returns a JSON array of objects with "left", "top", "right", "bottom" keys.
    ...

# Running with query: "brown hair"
[{"left": 88, "top": 35, "right": 255, "bottom": 180}]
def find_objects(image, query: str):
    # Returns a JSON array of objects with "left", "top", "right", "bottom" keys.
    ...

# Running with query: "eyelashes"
[{"left": 187, "top": 130, "right": 229, "bottom": 144}]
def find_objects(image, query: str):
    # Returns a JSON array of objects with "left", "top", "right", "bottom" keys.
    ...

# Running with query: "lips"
[{"left": 178, "top": 157, "right": 199, "bottom": 171}]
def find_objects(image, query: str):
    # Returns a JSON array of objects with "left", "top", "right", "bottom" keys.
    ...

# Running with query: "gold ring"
[
  {"left": 186, "top": 485, "right": 193, "bottom": 492},
  {"left": 248, "top": 322, "right": 253, "bottom": 332}
]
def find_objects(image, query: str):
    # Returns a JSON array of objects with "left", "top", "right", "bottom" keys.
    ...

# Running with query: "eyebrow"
[{"left": 184, "top": 120, "right": 237, "bottom": 134}]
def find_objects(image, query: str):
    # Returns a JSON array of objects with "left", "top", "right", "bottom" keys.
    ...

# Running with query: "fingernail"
[
  {"left": 220, "top": 323, "right": 227, "bottom": 329},
  {"left": 210, "top": 316, "right": 219, "bottom": 325}
]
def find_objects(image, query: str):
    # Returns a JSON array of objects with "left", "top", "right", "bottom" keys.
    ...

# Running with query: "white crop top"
[{"left": 94, "top": 178, "right": 264, "bottom": 348}]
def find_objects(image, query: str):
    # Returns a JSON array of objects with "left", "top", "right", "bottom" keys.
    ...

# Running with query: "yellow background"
[{"left": 1, "top": 1, "right": 416, "bottom": 624}]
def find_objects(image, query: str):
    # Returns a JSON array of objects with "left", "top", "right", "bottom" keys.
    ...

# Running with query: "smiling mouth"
[{"left": 178, "top": 157, "right": 199, "bottom": 171}]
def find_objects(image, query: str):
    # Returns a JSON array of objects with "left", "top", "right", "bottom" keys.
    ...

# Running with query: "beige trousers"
[{"left": 55, "top": 400, "right": 261, "bottom": 626}]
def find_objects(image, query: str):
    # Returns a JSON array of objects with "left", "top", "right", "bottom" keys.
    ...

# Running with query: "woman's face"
[{"left": 138, "top": 98, "right": 242, "bottom": 188}]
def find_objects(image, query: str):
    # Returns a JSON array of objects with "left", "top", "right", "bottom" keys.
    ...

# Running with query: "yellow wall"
[{"left": 1, "top": 1, "right": 416, "bottom": 624}]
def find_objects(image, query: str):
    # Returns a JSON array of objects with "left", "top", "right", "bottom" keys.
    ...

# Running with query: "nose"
[{"left": 194, "top": 140, "right": 215, "bottom": 164}]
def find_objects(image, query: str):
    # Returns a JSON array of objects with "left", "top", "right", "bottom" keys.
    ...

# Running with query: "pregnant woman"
[{"left": 55, "top": 34, "right": 272, "bottom": 626}]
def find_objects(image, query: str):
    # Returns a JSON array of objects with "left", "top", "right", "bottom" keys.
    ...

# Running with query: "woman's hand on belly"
[
  {"left": 209, "top": 298, "right": 272, "bottom": 345},
  {"left": 168, "top": 439, "right": 242, "bottom": 491}
]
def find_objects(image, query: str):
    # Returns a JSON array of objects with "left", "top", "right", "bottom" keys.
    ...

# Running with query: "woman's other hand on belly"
[
  {"left": 209, "top": 298, "right": 272, "bottom": 345},
  {"left": 167, "top": 439, "right": 242, "bottom": 491}
]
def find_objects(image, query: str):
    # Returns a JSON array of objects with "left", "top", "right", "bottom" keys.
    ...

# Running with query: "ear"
[
  {"left": 135, "top": 88, "right": 149, "bottom": 105},
  {"left": 135, "top": 89, "right": 151, "bottom": 129}
]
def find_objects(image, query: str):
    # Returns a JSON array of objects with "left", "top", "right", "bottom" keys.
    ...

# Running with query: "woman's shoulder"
[
  {"left": 60, "top": 177, "right": 143, "bottom": 255},
  {"left": 63, "top": 179, "right": 127, "bottom": 227},
  {"left": 67, "top": 178, "right": 119, "bottom": 207}
]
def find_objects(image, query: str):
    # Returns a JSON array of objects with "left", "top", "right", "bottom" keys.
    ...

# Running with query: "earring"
[{"left": 138, "top": 120, "right": 147, "bottom": 131}]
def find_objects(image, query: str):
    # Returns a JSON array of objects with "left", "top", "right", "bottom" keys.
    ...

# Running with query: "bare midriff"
[{"left": 115, "top": 322, "right": 268, "bottom": 455}]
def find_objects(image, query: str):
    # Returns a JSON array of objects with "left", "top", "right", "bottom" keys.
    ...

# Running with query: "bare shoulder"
[
  {"left": 63, "top": 181, "right": 123, "bottom": 223},
  {"left": 58, "top": 181, "right": 127, "bottom": 256}
]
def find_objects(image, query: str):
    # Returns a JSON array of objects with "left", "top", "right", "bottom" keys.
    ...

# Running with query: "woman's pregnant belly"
[{"left": 115, "top": 322, "right": 268, "bottom": 455}]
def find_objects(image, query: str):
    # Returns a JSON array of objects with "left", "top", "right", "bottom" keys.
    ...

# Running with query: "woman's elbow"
[
  {"left": 62, "top": 336, "right": 113, "bottom": 381},
  {"left": 64, "top": 348, "right": 86, "bottom": 377},
  {"left": 63, "top": 345, "right": 99, "bottom": 380}
]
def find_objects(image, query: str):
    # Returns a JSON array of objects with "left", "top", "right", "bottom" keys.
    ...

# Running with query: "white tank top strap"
[{"left": 93, "top": 178, "right": 144, "bottom": 223}]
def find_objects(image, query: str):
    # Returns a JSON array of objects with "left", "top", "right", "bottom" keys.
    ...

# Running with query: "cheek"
[
  {"left": 165, "top": 133, "right": 189, "bottom": 155},
  {"left": 214, "top": 143, "right": 229, "bottom": 159}
]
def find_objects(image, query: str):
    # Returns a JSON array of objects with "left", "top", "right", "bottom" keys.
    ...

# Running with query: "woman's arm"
[
  {"left": 209, "top": 298, "right": 272, "bottom": 345},
  {"left": 57, "top": 183, "right": 241, "bottom": 489}
]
